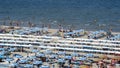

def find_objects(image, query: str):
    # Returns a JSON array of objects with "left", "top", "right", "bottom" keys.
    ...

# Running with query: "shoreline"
[{"left": 0, "top": 25, "right": 119, "bottom": 35}]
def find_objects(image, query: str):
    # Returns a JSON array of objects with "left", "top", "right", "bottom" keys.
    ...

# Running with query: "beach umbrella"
[
  {"left": 5, "top": 57, "right": 14, "bottom": 64},
  {"left": 0, "top": 51, "right": 5, "bottom": 56},
  {"left": 8, "top": 48, "right": 16, "bottom": 52},
  {"left": 28, "top": 56, "right": 36, "bottom": 60},
  {"left": 15, "top": 55, "right": 23, "bottom": 58},
  {"left": 49, "top": 54, "right": 57, "bottom": 59},
  {"left": 18, "top": 59, "right": 28, "bottom": 64},
  {"left": 74, "top": 64, "right": 80, "bottom": 68},
  {"left": 72, "top": 61, "right": 80, "bottom": 65},
  {"left": 79, "top": 57, "right": 86, "bottom": 61},
  {"left": 86, "top": 53, "right": 94, "bottom": 58},
  {"left": 0, "top": 55, "right": 5, "bottom": 59},
  {"left": 32, "top": 49, "right": 38, "bottom": 53},
  {"left": 58, "top": 51, "right": 66, "bottom": 55},
  {"left": 36, "top": 53, "right": 45, "bottom": 57},
  {"left": 13, "top": 54, "right": 23, "bottom": 58},
  {"left": 32, "top": 49, "right": 39, "bottom": 55},
  {"left": 71, "top": 53, "right": 78, "bottom": 57},
  {"left": 87, "top": 59, "right": 94, "bottom": 63},
  {"left": 57, "top": 58, "right": 65, "bottom": 63},
  {"left": 24, "top": 64, "right": 33, "bottom": 68},
  {"left": 33, "top": 60, "right": 42, "bottom": 65},
  {"left": 40, "top": 65, "right": 50, "bottom": 68},
  {"left": 0, "top": 48, "right": 4, "bottom": 51},
  {"left": 9, "top": 63, "right": 18, "bottom": 67},
  {"left": 45, "top": 50, "right": 52, "bottom": 54},
  {"left": 65, "top": 56, "right": 72, "bottom": 60},
  {"left": 6, "top": 58, "right": 14, "bottom": 62}
]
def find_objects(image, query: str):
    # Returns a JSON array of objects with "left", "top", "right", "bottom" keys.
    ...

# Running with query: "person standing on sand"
[
  {"left": 96, "top": 63, "right": 99, "bottom": 68},
  {"left": 52, "top": 64, "right": 55, "bottom": 68},
  {"left": 70, "top": 64, "right": 73, "bottom": 68},
  {"left": 16, "top": 58, "right": 20, "bottom": 63},
  {"left": 8, "top": 61, "right": 11, "bottom": 64}
]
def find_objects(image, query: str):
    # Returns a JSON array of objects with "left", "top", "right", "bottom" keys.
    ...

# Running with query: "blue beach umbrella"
[
  {"left": 86, "top": 53, "right": 94, "bottom": 57},
  {"left": 15, "top": 55, "right": 23, "bottom": 58},
  {"left": 58, "top": 51, "right": 65, "bottom": 55},
  {"left": 18, "top": 59, "right": 28, "bottom": 64},
  {"left": 13, "top": 54, "right": 23, "bottom": 58},
  {"left": 0, "top": 55, "right": 5, "bottom": 59},
  {"left": 36, "top": 53, "right": 45, "bottom": 57},
  {"left": 24, "top": 64, "right": 33, "bottom": 68},
  {"left": 79, "top": 57, "right": 86, "bottom": 61},
  {"left": 10, "top": 63, "right": 18, "bottom": 67},
  {"left": 71, "top": 53, "right": 78, "bottom": 57},
  {"left": 29, "top": 56, "right": 36, "bottom": 59},
  {"left": 65, "top": 56, "right": 72, "bottom": 60},
  {"left": 0, "top": 48, "right": 4, "bottom": 51},
  {"left": 57, "top": 58, "right": 65, "bottom": 63},
  {"left": 50, "top": 54, "right": 57, "bottom": 59},
  {"left": 45, "top": 50, "right": 52, "bottom": 54},
  {"left": 33, "top": 60, "right": 42, "bottom": 65},
  {"left": 32, "top": 49, "right": 39, "bottom": 56},
  {"left": 8, "top": 48, "right": 16, "bottom": 52},
  {"left": 0, "top": 52, "right": 5, "bottom": 55},
  {"left": 40, "top": 65, "right": 50, "bottom": 68},
  {"left": 32, "top": 49, "right": 38, "bottom": 53},
  {"left": 6, "top": 58, "right": 14, "bottom": 62}
]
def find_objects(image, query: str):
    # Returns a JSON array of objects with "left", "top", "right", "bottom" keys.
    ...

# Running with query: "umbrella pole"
[
  {"left": 21, "top": 47, "right": 22, "bottom": 52},
  {"left": 27, "top": 51, "right": 29, "bottom": 57}
]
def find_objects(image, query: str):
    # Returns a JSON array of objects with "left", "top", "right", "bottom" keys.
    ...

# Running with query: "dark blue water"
[{"left": 0, "top": 0, "right": 120, "bottom": 31}]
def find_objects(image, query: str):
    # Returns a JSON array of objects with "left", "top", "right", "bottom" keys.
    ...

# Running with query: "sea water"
[{"left": 0, "top": 0, "right": 120, "bottom": 31}]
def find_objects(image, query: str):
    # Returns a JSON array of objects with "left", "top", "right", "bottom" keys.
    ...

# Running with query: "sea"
[{"left": 0, "top": 0, "right": 120, "bottom": 32}]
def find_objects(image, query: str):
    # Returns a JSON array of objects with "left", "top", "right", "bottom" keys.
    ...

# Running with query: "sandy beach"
[{"left": 0, "top": 25, "right": 120, "bottom": 68}]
